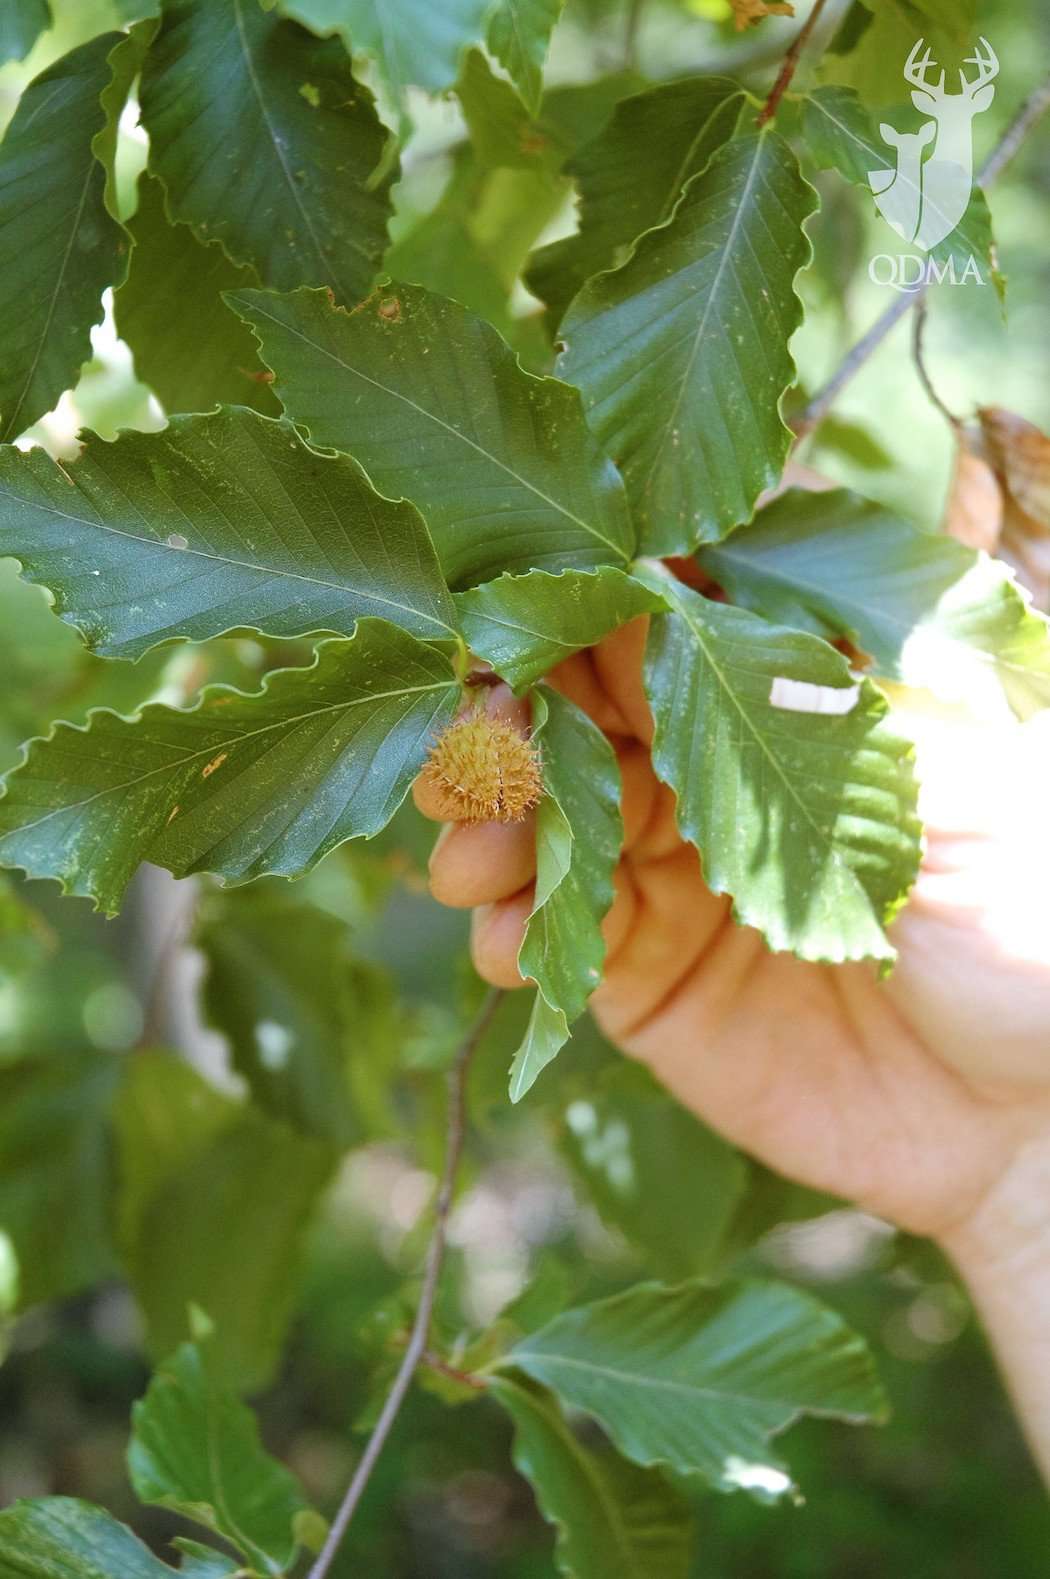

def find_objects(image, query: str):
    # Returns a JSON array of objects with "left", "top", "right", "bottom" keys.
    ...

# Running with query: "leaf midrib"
[
  {"left": 2, "top": 676, "right": 455, "bottom": 838},
  {"left": 640, "top": 136, "right": 766, "bottom": 496},
  {"left": 0, "top": 480, "right": 457, "bottom": 638}
]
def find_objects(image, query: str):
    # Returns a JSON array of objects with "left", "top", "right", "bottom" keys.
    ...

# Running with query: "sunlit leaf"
[
  {"left": 487, "top": 0, "right": 565, "bottom": 117},
  {"left": 506, "top": 1278, "right": 888, "bottom": 1491},
  {"left": 638, "top": 571, "right": 920, "bottom": 962},
  {"left": 698, "top": 488, "right": 1050, "bottom": 717},
  {"left": 279, "top": 0, "right": 492, "bottom": 100}
]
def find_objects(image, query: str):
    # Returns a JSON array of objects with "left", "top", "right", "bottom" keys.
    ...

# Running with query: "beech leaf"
[
  {"left": 232, "top": 283, "right": 635, "bottom": 587},
  {"left": 638, "top": 572, "right": 921, "bottom": 963},
  {"left": 0, "top": 624, "right": 460, "bottom": 914},
  {"left": 505, "top": 1278, "right": 888, "bottom": 1491},
  {"left": 558, "top": 132, "right": 817, "bottom": 554},
  {"left": 0, "top": 406, "right": 458, "bottom": 658},
  {"left": 510, "top": 688, "right": 622, "bottom": 1100},
  {"left": 140, "top": 0, "right": 396, "bottom": 302}
]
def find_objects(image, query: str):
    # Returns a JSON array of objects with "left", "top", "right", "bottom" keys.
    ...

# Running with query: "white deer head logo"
[{"left": 868, "top": 37, "right": 998, "bottom": 251}]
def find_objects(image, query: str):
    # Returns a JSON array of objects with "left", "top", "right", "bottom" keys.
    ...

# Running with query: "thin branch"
[
  {"left": 756, "top": 0, "right": 833, "bottom": 129},
  {"left": 794, "top": 72, "right": 1050, "bottom": 438},
  {"left": 622, "top": 0, "right": 644, "bottom": 70},
  {"left": 307, "top": 987, "right": 505, "bottom": 1579},
  {"left": 911, "top": 297, "right": 961, "bottom": 430}
]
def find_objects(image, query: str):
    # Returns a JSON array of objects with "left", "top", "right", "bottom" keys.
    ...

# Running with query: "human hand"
[{"left": 416, "top": 618, "right": 1050, "bottom": 1247}]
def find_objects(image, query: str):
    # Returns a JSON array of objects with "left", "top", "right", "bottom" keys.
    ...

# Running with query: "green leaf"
[
  {"left": 638, "top": 573, "right": 920, "bottom": 962},
  {"left": 279, "top": 0, "right": 492, "bottom": 98},
  {"left": 0, "top": 32, "right": 126, "bottom": 440},
  {"left": 487, "top": 0, "right": 564, "bottom": 117},
  {"left": 491, "top": 1376, "right": 695, "bottom": 1579},
  {"left": 139, "top": 0, "right": 396, "bottom": 302},
  {"left": 510, "top": 688, "right": 621, "bottom": 1100},
  {"left": 0, "top": 406, "right": 458, "bottom": 659},
  {"left": 169, "top": 1546, "right": 240, "bottom": 1579},
  {"left": 802, "top": 84, "right": 999, "bottom": 287},
  {"left": 197, "top": 886, "right": 366, "bottom": 1147},
  {"left": 527, "top": 76, "right": 743, "bottom": 325},
  {"left": 697, "top": 488, "right": 1050, "bottom": 718},
  {"left": 116, "top": 1053, "right": 336, "bottom": 1387},
  {"left": 232, "top": 284, "right": 635, "bottom": 587},
  {"left": 0, "top": 624, "right": 460, "bottom": 914},
  {"left": 558, "top": 132, "right": 817, "bottom": 555},
  {"left": 0, "top": 1049, "right": 120, "bottom": 1307},
  {"left": 504, "top": 1278, "right": 888, "bottom": 1492},
  {"left": 0, "top": 1499, "right": 182, "bottom": 1579},
  {"left": 129, "top": 1339, "right": 313, "bottom": 1575},
  {"left": 560, "top": 1062, "right": 747, "bottom": 1280},
  {"left": 456, "top": 566, "right": 660, "bottom": 691},
  {"left": 0, "top": 1, "right": 51, "bottom": 65},
  {"left": 114, "top": 175, "right": 280, "bottom": 416}
]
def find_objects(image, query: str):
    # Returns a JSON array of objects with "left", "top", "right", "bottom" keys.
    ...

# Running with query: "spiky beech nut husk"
[{"left": 418, "top": 714, "right": 542, "bottom": 823}]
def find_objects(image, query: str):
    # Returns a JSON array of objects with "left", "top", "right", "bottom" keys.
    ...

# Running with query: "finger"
[
  {"left": 617, "top": 742, "right": 681, "bottom": 860},
  {"left": 472, "top": 887, "right": 534, "bottom": 988},
  {"left": 592, "top": 618, "right": 654, "bottom": 744},
  {"left": 428, "top": 816, "right": 537, "bottom": 908},
  {"left": 548, "top": 650, "right": 635, "bottom": 735}
]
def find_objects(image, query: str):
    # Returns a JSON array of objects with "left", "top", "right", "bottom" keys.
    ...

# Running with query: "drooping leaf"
[
  {"left": 558, "top": 132, "right": 817, "bottom": 554},
  {"left": 560, "top": 1062, "right": 748, "bottom": 1280},
  {"left": 0, "top": 624, "right": 460, "bottom": 915},
  {"left": 510, "top": 688, "right": 621, "bottom": 1100},
  {"left": 129, "top": 1339, "right": 313, "bottom": 1575},
  {"left": 698, "top": 488, "right": 1050, "bottom": 717},
  {"left": 278, "top": 0, "right": 492, "bottom": 99},
  {"left": 198, "top": 886, "right": 366, "bottom": 1147},
  {"left": 505, "top": 1278, "right": 888, "bottom": 1491},
  {"left": 232, "top": 284, "right": 635, "bottom": 587},
  {"left": 0, "top": 406, "right": 458, "bottom": 659},
  {"left": 487, "top": 0, "right": 564, "bottom": 117},
  {"left": 116, "top": 1053, "right": 336, "bottom": 1387},
  {"left": 169, "top": 1547, "right": 240, "bottom": 1579},
  {"left": 802, "top": 84, "right": 999, "bottom": 288},
  {"left": 491, "top": 1376, "right": 696, "bottom": 1579},
  {"left": 0, "top": 0, "right": 51, "bottom": 65},
  {"left": 0, "top": 1499, "right": 183, "bottom": 1579},
  {"left": 637, "top": 572, "right": 920, "bottom": 962},
  {"left": 0, "top": 32, "right": 126, "bottom": 440},
  {"left": 0, "top": 1049, "right": 120, "bottom": 1307},
  {"left": 139, "top": 0, "right": 396, "bottom": 302},
  {"left": 456, "top": 566, "right": 660, "bottom": 691},
  {"left": 455, "top": 47, "right": 566, "bottom": 174},
  {"left": 114, "top": 175, "right": 280, "bottom": 416},
  {"left": 527, "top": 76, "right": 744, "bottom": 325}
]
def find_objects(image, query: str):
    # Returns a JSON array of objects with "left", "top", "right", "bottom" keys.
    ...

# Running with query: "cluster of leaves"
[{"left": 0, "top": 0, "right": 1047, "bottom": 1572}]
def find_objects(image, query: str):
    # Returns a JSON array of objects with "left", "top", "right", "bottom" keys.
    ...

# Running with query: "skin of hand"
[{"left": 415, "top": 618, "right": 1050, "bottom": 1478}]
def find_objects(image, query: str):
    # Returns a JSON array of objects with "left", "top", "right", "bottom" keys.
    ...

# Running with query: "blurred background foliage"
[{"left": 1, "top": 0, "right": 1049, "bottom": 1572}]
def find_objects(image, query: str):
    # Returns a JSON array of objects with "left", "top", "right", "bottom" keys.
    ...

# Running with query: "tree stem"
[
  {"left": 306, "top": 987, "right": 504, "bottom": 1579},
  {"left": 794, "top": 72, "right": 1050, "bottom": 439},
  {"left": 756, "top": 0, "right": 832, "bottom": 129}
]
